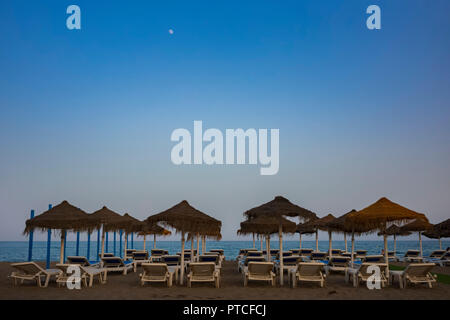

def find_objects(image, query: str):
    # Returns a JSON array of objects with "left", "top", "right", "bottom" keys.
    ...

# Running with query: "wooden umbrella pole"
[
  {"left": 299, "top": 233, "right": 302, "bottom": 249},
  {"left": 180, "top": 232, "right": 185, "bottom": 285},
  {"left": 439, "top": 237, "right": 442, "bottom": 250},
  {"left": 101, "top": 228, "right": 106, "bottom": 259},
  {"left": 328, "top": 231, "right": 332, "bottom": 259},
  {"left": 260, "top": 236, "right": 263, "bottom": 251},
  {"left": 191, "top": 237, "right": 194, "bottom": 261},
  {"left": 60, "top": 230, "right": 66, "bottom": 264},
  {"left": 153, "top": 234, "right": 156, "bottom": 249},
  {"left": 384, "top": 233, "right": 389, "bottom": 278},
  {"left": 202, "top": 235, "right": 206, "bottom": 254},
  {"left": 196, "top": 233, "right": 200, "bottom": 260},
  {"left": 351, "top": 231, "right": 355, "bottom": 265},
  {"left": 124, "top": 232, "right": 128, "bottom": 258},
  {"left": 265, "top": 235, "right": 270, "bottom": 261},
  {"left": 279, "top": 224, "right": 284, "bottom": 286},
  {"left": 394, "top": 234, "right": 397, "bottom": 254},
  {"left": 344, "top": 233, "right": 347, "bottom": 252},
  {"left": 252, "top": 233, "right": 255, "bottom": 248},
  {"left": 143, "top": 235, "right": 146, "bottom": 251},
  {"left": 419, "top": 232, "right": 423, "bottom": 257},
  {"left": 315, "top": 230, "right": 319, "bottom": 251}
]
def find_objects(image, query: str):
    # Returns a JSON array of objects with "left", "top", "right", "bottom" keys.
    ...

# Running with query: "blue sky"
[{"left": 0, "top": 1, "right": 449, "bottom": 241}]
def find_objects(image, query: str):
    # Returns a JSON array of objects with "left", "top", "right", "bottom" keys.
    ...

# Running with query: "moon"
[{"left": 168, "top": 29, "right": 174, "bottom": 35}]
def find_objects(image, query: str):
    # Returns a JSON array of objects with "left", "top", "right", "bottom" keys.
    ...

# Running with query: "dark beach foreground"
[{"left": 0, "top": 261, "right": 449, "bottom": 300}]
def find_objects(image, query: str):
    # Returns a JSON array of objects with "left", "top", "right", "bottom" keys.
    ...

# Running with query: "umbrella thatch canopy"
[
  {"left": 24, "top": 200, "right": 92, "bottom": 234},
  {"left": 122, "top": 213, "right": 143, "bottom": 233},
  {"left": 138, "top": 223, "right": 171, "bottom": 251},
  {"left": 239, "top": 215, "right": 297, "bottom": 235},
  {"left": 378, "top": 224, "right": 412, "bottom": 236},
  {"left": 299, "top": 214, "right": 336, "bottom": 256},
  {"left": 345, "top": 197, "right": 428, "bottom": 231},
  {"left": 244, "top": 196, "right": 317, "bottom": 221},
  {"left": 377, "top": 224, "right": 411, "bottom": 254},
  {"left": 88, "top": 206, "right": 132, "bottom": 258},
  {"left": 24, "top": 200, "right": 93, "bottom": 264},
  {"left": 145, "top": 200, "right": 221, "bottom": 233},
  {"left": 400, "top": 219, "right": 433, "bottom": 257},
  {"left": 88, "top": 206, "right": 132, "bottom": 232},
  {"left": 144, "top": 200, "right": 221, "bottom": 285},
  {"left": 243, "top": 196, "right": 317, "bottom": 285},
  {"left": 423, "top": 219, "right": 450, "bottom": 249},
  {"left": 346, "top": 197, "right": 429, "bottom": 273}
]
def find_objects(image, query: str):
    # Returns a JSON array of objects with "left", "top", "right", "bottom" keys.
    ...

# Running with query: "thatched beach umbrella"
[
  {"left": 423, "top": 219, "right": 450, "bottom": 250},
  {"left": 299, "top": 214, "right": 336, "bottom": 257},
  {"left": 24, "top": 200, "right": 93, "bottom": 265},
  {"left": 87, "top": 206, "right": 132, "bottom": 259},
  {"left": 138, "top": 224, "right": 171, "bottom": 250},
  {"left": 188, "top": 229, "right": 222, "bottom": 260},
  {"left": 121, "top": 213, "right": 144, "bottom": 255},
  {"left": 326, "top": 209, "right": 371, "bottom": 264},
  {"left": 296, "top": 223, "right": 316, "bottom": 249},
  {"left": 346, "top": 197, "right": 429, "bottom": 276},
  {"left": 377, "top": 225, "right": 411, "bottom": 254},
  {"left": 240, "top": 215, "right": 297, "bottom": 262},
  {"left": 145, "top": 200, "right": 221, "bottom": 285},
  {"left": 243, "top": 196, "right": 316, "bottom": 285},
  {"left": 400, "top": 219, "right": 433, "bottom": 257}
]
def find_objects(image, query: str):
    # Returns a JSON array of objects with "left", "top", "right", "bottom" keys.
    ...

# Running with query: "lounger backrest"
[
  {"left": 311, "top": 252, "right": 327, "bottom": 259},
  {"left": 210, "top": 249, "right": 224, "bottom": 255},
  {"left": 204, "top": 252, "right": 220, "bottom": 256},
  {"left": 11, "top": 262, "right": 43, "bottom": 275},
  {"left": 190, "top": 263, "right": 215, "bottom": 276},
  {"left": 162, "top": 255, "right": 180, "bottom": 265},
  {"left": 270, "top": 249, "right": 279, "bottom": 255},
  {"left": 142, "top": 263, "right": 168, "bottom": 276},
  {"left": 100, "top": 253, "right": 114, "bottom": 258},
  {"left": 102, "top": 257, "right": 124, "bottom": 267},
  {"left": 430, "top": 250, "right": 445, "bottom": 258},
  {"left": 331, "top": 249, "right": 342, "bottom": 255},
  {"left": 132, "top": 251, "right": 149, "bottom": 260},
  {"left": 405, "top": 250, "right": 419, "bottom": 257},
  {"left": 405, "top": 263, "right": 435, "bottom": 277},
  {"left": 363, "top": 255, "right": 384, "bottom": 263},
  {"left": 199, "top": 255, "right": 219, "bottom": 264},
  {"left": 297, "top": 262, "right": 324, "bottom": 276},
  {"left": 283, "top": 256, "right": 300, "bottom": 265},
  {"left": 356, "top": 250, "right": 367, "bottom": 255},
  {"left": 151, "top": 249, "right": 165, "bottom": 256},
  {"left": 244, "top": 257, "right": 266, "bottom": 266},
  {"left": 67, "top": 256, "right": 89, "bottom": 266},
  {"left": 329, "top": 257, "right": 350, "bottom": 267},
  {"left": 358, "top": 263, "right": 388, "bottom": 276},
  {"left": 248, "top": 262, "right": 274, "bottom": 275},
  {"left": 247, "top": 251, "right": 263, "bottom": 257}
]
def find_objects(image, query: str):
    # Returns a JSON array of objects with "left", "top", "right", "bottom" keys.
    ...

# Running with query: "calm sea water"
[{"left": 0, "top": 240, "right": 448, "bottom": 262}]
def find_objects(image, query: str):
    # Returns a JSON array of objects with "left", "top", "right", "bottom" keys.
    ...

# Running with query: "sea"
[{"left": 0, "top": 240, "right": 448, "bottom": 262}]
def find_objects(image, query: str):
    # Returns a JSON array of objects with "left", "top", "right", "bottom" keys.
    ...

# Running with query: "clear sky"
[{"left": 0, "top": 1, "right": 449, "bottom": 241}]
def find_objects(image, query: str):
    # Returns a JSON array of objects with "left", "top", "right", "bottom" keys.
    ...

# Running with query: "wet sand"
[{"left": 0, "top": 261, "right": 449, "bottom": 300}]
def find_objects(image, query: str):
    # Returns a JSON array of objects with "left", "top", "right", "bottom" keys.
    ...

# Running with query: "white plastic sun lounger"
[
  {"left": 291, "top": 262, "right": 326, "bottom": 288},
  {"left": 346, "top": 263, "right": 388, "bottom": 288},
  {"left": 139, "top": 263, "right": 173, "bottom": 287},
  {"left": 244, "top": 262, "right": 275, "bottom": 287},
  {"left": 101, "top": 257, "right": 133, "bottom": 276},
  {"left": 187, "top": 262, "right": 220, "bottom": 288},
  {"left": 389, "top": 263, "right": 437, "bottom": 289},
  {"left": 56, "top": 264, "right": 106, "bottom": 287},
  {"left": 9, "top": 262, "right": 62, "bottom": 288}
]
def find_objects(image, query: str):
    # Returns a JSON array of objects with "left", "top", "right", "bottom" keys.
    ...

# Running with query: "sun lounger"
[
  {"left": 324, "top": 256, "right": 350, "bottom": 275},
  {"left": 331, "top": 249, "right": 342, "bottom": 256},
  {"left": 131, "top": 251, "right": 150, "bottom": 272},
  {"left": 275, "top": 256, "right": 302, "bottom": 283},
  {"left": 239, "top": 256, "right": 266, "bottom": 273},
  {"left": 403, "top": 250, "right": 423, "bottom": 262},
  {"left": 56, "top": 263, "right": 106, "bottom": 287},
  {"left": 101, "top": 257, "right": 133, "bottom": 275},
  {"left": 425, "top": 251, "right": 450, "bottom": 266},
  {"left": 389, "top": 263, "right": 437, "bottom": 289},
  {"left": 66, "top": 256, "right": 100, "bottom": 267},
  {"left": 346, "top": 263, "right": 388, "bottom": 288},
  {"left": 198, "top": 254, "right": 220, "bottom": 266},
  {"left": 355, "top": 250, "right": 367, "bottom": 259},
  {"left": 386, "top": 251, "right": 399, "bottom": 262},
  {"left": 299, "top": 249, "right": 314, "bottom": 257},
  {"left": 9, "top": 262, "right": 62, "bottom": 288},
  {"left": 187, "top": 262, "right": 220, "bottom": 288},
  {"left": 139, "top": 263, "right": 173, "bottom": 287},
  {"left": 236, "top": 248, "right": 257, "bottom": 261},
  {"left": 427, "top": 250, "right": 446, "bottom": 260},
  {"left": 291, "top": 262, "right": 326, "bottom": 288},
  {"left": 310, "top": 252, "right": 327, "bottom": 261},
  {"left": 362, "top": 255, "right": 385, "bottom": 263},
  {"left": 151, "top": 249, "right": 165, "bottom": 256},
  {"left": 125, "top": 249, "right": 136, "bottom": 260},
  {"left": 275, "top": 251, "right": 293, "bottom": 260},
  {"left": 99, "top": 252, "right": 114, "bottom": 259},
  {"left": 244, "top": 262, "right": 275, "bottom": 286}
]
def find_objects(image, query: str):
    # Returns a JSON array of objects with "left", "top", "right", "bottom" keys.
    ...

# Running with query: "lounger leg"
[{"left": 43, "top": 275, "right": 50, "bottom": 288}]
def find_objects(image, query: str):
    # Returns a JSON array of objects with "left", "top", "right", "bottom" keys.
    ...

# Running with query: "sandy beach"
[{"left": 1, "top": 261, "right": 449, "bottom": 300}]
